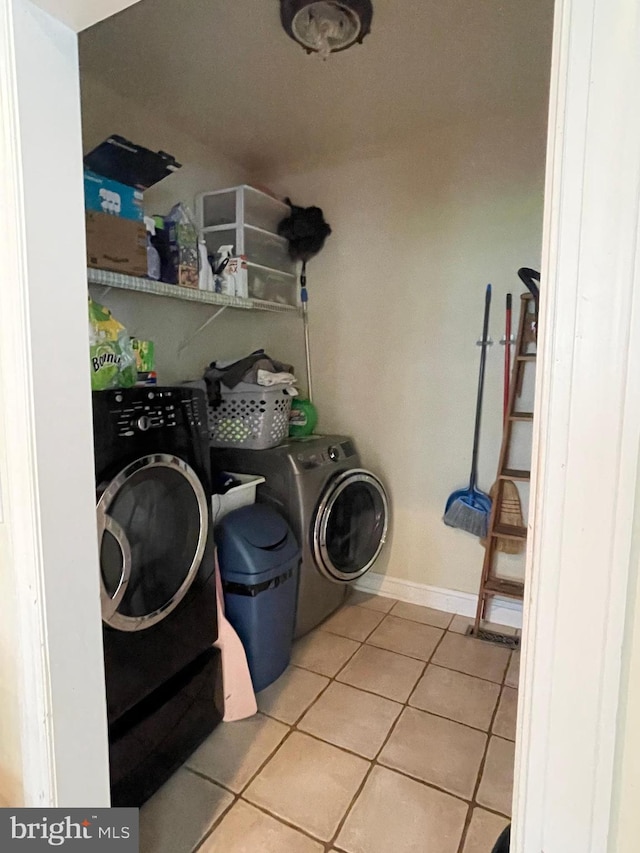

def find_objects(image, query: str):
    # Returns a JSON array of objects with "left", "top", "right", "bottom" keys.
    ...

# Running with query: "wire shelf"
[{"left": 87, "top": 268, "right": 300, "bottom": 315}]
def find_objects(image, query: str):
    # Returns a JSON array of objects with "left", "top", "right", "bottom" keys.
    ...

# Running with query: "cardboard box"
[
  {"left": 86, "top": 211, "right": 147, "bottom": 277},
  {"left": 84, "top": 169, "right": 144, "bottom": 221}
]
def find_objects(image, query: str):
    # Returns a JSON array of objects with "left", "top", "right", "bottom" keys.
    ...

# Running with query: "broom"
[
  {"left": 443, "top": 284, "right": 492, "bottom": 538},
  {"left": 483, "top": 293, "right": 525, "bottom": 554}
]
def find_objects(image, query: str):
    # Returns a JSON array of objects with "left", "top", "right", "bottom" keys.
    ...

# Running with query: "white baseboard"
[{"left": 354, "top": 571, "right": 523, "bottom": 629}]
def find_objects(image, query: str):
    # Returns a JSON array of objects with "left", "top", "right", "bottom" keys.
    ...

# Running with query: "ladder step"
[
  {"left": 509, "top": 411, "right": 533, "bottom": 422},
  {"left": 516, "top": 354, "right": 536, "bottom": 362},
  {"left": 499, "top": 468, "right": 531, "bottom": 482},
  {"left": 483, "top": 578, "right": 525, "bottom": 599},
  {"left": 492, "top": 522, "right": 527, "bottom": 541}
]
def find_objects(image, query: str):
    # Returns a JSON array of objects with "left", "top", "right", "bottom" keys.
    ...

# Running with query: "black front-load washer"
[{"left": 92, "top": 386, "right": 221, "bottom": 806}]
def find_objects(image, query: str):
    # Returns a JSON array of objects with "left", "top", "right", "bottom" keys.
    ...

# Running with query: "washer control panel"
[
  {"left": 297, "top": 443, "right": 346, "bottom": 469},
  {"left": 108, "top": 389, "right": 203, "bottom": 437}
]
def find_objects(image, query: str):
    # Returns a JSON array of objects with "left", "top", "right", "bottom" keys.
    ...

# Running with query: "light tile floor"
[{"left": 140, "top": 594, "right": 520, "bottom": 853}]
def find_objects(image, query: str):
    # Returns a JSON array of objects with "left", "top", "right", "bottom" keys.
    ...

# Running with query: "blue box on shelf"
[{"left": 83, "top": 169, "right": 144, "bottom": 221}]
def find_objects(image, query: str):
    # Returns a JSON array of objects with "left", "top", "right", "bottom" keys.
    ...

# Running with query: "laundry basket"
[{"left": 208, "top": 381, "right": 292, "bottom": 449}]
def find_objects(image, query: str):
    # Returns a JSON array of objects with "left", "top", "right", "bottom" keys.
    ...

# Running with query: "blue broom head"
[{"left": 443, "top": 487, "right": 492, "bottom": 538}]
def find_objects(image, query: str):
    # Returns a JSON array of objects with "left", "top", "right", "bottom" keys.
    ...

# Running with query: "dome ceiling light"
[{"left": 280, "top": 0, "right": 374, "bottom": 60}]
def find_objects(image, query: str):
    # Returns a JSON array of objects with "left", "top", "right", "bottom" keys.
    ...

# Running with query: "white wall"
[
  {"left": 0, "top": 378, "right": 22, "bottom": 806},
  {"left": 80, "top": 73, "right": 305, "bottom": 383},
  {"left": 265, "top": 110, "right": 545, "bottom": 595},
  {"left": 608, "top": 452, "right": 640, "bottom": 851},
  {"left": 33, "top": 0, "right": 141, "bottom": 31}
]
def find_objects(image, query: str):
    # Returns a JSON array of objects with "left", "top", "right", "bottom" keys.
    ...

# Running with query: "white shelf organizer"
[{"left": 196, "top": 185, "right": 299, "bottom": 308}]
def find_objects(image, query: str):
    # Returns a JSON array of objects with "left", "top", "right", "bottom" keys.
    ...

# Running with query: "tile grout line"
[
  {"left": 207, "top": 626, "right": 372, "bottom": 850},
  {"left": 241, "top": 796, "right": 340, "bottom": 849},
  {"left": 326, "top": 615, "right": 516, "bottom": 849},
  {"left": 389, "top": 600, "right": 456, "bottom": 631},
  {"left": 320, "top": 605, "right": 454, "bottom": 639},
  {"left": 190, "top": 604, "right": 517, "bottom": 852},
  {"left": 260, "top": 686, "right": 501, "bottom": 742},
  {"left": 195, "top": 664, "right": 514, "bottom": 850},
  {"left": 291, "top": 626, "right": 510, "bottom": 726},
  {"left": 269, "top": 615, "right": 514, "bottom": 848},
  {"left": 325, "top": 614, "right": 453, "bottom": 851},
  {"left": 177, "top": 766, "right": 237, "bottom": 853},
  {"left": 191, "top": 628, "right": 369, "bottom": 852},
  {"left": 318, "top": 601, "right": 388, "bottom": 642},
  {"left": 310, "top": 612, "right": 513, "bottom": 685},
  {"left": 454, "top": 649, "right": 515, "bottom": 853},
  {"left": 190, "top": 723, "right": 301, "bottom": 852},
  {"left": 189, "top": 780, "right": 236, "bottom": 853},
  {"left": 241, "top": 616, "right": 448, "bottom": 849},
  {"left": 292, "top": 629, "right": 363, "bottom": 679}
]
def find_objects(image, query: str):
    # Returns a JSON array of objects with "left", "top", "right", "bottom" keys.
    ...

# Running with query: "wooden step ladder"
[{"left": 473, "top": 293, "right": 537, "bottom": 634}]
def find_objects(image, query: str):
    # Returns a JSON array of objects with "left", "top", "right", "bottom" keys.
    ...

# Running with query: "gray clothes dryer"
[{"left": 211, "top": 435, "right": 389, "bottom": 637}]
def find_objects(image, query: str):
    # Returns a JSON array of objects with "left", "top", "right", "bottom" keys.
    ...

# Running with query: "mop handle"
[
  {"left": 300, "top": 261, "right": 313, "bottom": 403},
  {"left": 470, "top": 284, "right": 492, "bottom": 490},
  {"left": 504, "top": 293, "right": 512, "bottom": 422},
  {"left": 302, "top": 300, "right": 313, "bottom": 403}
]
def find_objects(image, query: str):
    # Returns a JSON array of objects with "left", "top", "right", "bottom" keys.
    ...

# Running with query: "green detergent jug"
[{"left": 289, "top": 397, "right": 318, "bottom": 437}]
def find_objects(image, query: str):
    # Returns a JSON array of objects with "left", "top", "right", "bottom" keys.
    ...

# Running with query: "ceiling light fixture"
[{"left": 280, "top": 0, "right": 373, "bottom": 60}]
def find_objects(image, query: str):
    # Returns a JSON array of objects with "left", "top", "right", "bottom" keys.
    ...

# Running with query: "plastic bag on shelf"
[
  {"left": 164, "top": 202, "right": 199, "bottom": 288},
  {"left": 88, "top": 297, "right": 137, "bottom": 390}
]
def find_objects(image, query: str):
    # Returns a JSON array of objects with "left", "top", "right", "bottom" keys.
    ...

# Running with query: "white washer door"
[
  {"left": 313, "top": 468, "right": 389, "bottom": 582},
  {"left": 96, "top": 454, "right": 209, "bottom": 632}
]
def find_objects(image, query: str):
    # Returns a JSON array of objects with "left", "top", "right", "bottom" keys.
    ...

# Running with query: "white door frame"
[
  {"left": 0, "top": 0, "right": 110, "bottom": 807},
  {"left": 3, "top": 0, "right": 640, "bottom": 846},
  {"left": 514, "top": 0, "right": 640, "bottom": 849}
]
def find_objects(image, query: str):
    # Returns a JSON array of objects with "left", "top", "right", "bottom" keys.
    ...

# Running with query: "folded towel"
[{"left": 257, "top": 369, "right": 298, "bottom": 387}]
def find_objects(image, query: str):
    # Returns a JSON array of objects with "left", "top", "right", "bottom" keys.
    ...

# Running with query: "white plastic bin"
[
  {"left": 203, "top": 224, "right": 296, "bottom": 275},
  {"left": 211, "top": 472, "right": 266, "bottom": 525},
  {"left": 197, "top": 185, "right": 290, "bottom": 233},
  {"left": 247, "top": 264, "right": 298, "bottom": 306}
]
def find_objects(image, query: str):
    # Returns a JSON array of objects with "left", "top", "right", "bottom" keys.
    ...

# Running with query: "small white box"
[
  {"left": 211, "top": 472, "right": 266, "bottom": 524},
  {"left": 222, "top": 256, "right": 249, "bottom": 298}
]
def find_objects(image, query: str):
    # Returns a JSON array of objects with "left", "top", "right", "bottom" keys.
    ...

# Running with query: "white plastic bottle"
[
  {"left": 198, "top": 239, "right": 215, "bottom": 291},
  {"left": 144, "top": 216, "right": 161, "bottom": 280},
  {"left": 215, "top": 245, "right": 236, "bottom": 296}
]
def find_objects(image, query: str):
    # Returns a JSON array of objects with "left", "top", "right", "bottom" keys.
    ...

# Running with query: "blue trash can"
[{"left": 216, "top": 504, "right": 300, "bottom": 693}]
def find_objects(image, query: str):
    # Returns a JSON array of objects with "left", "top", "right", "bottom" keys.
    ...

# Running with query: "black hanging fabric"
[
  {"left": 277, "top": 198, "right": 331, "bottom": 262},
  {"left": 277, "top": 197, "right": 331, "bottom": 404}
]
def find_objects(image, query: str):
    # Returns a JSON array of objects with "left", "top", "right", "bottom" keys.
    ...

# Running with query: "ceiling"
[{"left": 80, "top": 0, "right": 554, "bottom": 175}]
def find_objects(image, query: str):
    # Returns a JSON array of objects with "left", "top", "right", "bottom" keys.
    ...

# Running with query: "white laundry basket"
[{"left": 208, "top": 381, "right": 292, "bottom": 449}]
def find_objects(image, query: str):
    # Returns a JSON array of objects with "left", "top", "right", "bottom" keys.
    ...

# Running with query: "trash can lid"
[
  {"left": 219, "top": 504, "right": 289, "bottom": 548},
  {"left": 216, "top": 504, "right": 300, "bottom": 583}
]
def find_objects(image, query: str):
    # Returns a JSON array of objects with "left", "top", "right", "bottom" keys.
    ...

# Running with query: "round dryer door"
[
  {"left": 313, "top": 468, "right": 389, "bottom": 582},
  {"left": 96, "top": 454, "right": 209, "bottom": 632}
]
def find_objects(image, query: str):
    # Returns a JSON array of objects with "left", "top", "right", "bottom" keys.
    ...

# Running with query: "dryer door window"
[
  {"left": 97, "top": 454, "right": 209, "bottom": 632},
  {"left": 314, "top": 469, "right": 389, "bottom": 582}
]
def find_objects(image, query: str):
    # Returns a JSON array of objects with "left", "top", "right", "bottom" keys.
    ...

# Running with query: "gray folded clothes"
[
  {"left": 242, "top": 357, "right": 293, "bottom": 385},
  {"left": 204, "top": 350, "right": 294, "bottom": 406}
]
